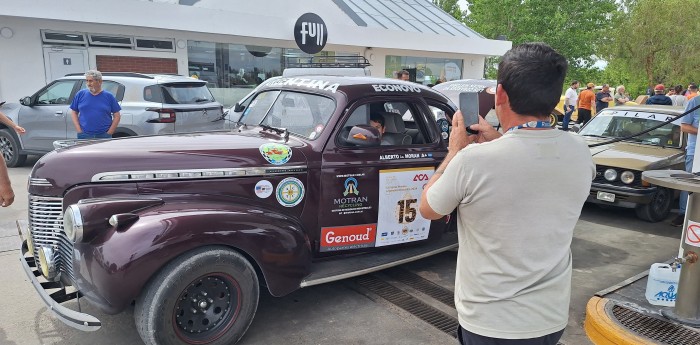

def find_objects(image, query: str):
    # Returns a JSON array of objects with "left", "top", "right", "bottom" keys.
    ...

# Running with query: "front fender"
[{"left": 73, "top": 201, "right": 311, "bottom": 314}]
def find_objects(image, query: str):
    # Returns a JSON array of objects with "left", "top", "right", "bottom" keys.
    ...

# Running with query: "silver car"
[{"left": 0, "top": 72, "right": 225, "bottom": 167}]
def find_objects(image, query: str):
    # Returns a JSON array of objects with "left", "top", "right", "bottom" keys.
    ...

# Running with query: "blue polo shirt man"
[
  {"left": 674, "top": 96, "right": 700, "bottom": 226},
  {"left": 70, "top": 70, "right": 121, "bottom": 139}
]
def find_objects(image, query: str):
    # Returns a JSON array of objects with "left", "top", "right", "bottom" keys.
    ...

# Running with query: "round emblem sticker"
[
  {"left": 254, "top": 180, "right": 273, "bottom": 199},
  {"left": 276, "top": 177, "right": 305, "bottom": 207},
  {"left": 260, "top": 143, "right": 292, "bottom": 165}
]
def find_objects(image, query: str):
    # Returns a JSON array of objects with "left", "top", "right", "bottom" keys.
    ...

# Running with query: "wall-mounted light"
[{"left": 0, "top": 27, "right": 14, "bottom": 39}]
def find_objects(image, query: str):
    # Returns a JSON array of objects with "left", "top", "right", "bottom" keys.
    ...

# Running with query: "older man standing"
[
  {"left": 419, "top": 43, "right": 594, "bottom": 345},
  {"left": 70, "top": 70, "right": 121, "bottom": 139}
]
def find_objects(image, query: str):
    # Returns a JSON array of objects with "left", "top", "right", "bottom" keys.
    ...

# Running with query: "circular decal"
[
  {"left": 437, "top": 118, "right": 450, "bottom": 132},
  {"left": 260, "top": 143, "right": 292, "bottom": 165},
  {"left": 441, "top": 132, "right": 449, "bottom": 140},
  {"left": 276, "top": 177, "right": 305, "bottom": 207},
  {"left": 294, "top": 13, "right": 327, "bottom": 54},
  {"left": 254, "top": 180, "right": 273, "bottom": 198}
]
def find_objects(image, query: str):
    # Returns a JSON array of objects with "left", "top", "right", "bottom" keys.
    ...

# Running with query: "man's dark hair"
[
  {"left": 570, "top": 80, "right": 579, "bottom": 86},
  {"left": 690, "top": 83, "right": 698, "bottom": 90},
  {"left": 399, "top": 70, "right": 409, "bottom": 77},
  {"left": 497, "top": 42, "right": 568, "bottom": 117},
  {"left": 369, "top": 113, "right": 385, "bottom": 127},
  {"left": 675, "top": 85, "right": 684, "bottom": 94}
]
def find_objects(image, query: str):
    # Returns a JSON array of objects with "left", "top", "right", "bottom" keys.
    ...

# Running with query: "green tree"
[
  {"left": 605, "top": 0, "right": 700, "bottom": 90},
  {"left": 433, "top": 0, "right": 465, "bottom": 22},
  {"left": 464, "top": 0, "right": 617, "bottom": 82}
]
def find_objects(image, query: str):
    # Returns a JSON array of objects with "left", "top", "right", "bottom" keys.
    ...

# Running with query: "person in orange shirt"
[
  {"left": 577, "top": 83, "right": 596, "bottom": 125},
  {"left": 686, "top": 83, "right": 698, "bottom": 100}
]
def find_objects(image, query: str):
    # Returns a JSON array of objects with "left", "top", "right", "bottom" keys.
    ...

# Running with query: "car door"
[
  {"left": 317, "top": 96, "right": 448, "bottom": 257},
  {"left": 18, "top": 79, "right": 80, "bottom": 152}
]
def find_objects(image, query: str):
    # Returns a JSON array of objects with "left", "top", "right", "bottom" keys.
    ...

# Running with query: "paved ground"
[{"left": 0, "top": 156, "right": 683, "bottom": 345}]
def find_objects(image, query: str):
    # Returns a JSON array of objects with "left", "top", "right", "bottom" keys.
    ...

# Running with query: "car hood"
[
  {"left": 587, "top": 138, "right": 684, "bottom": 170},
  {"left": 30, "top": 129, "right": 307, "bottom": 195}
]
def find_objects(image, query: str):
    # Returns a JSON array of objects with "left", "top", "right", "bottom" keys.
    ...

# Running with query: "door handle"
[{"left": 54, "top": 111, "right": 63, "bottom": 116}]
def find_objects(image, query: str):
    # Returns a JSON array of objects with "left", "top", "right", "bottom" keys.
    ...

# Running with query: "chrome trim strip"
[
  {"left": 299, "top": 242, "right": 458, "bottom": 288},
  {"left": 30, "top": 178, "right": 53, "bottom": 187},
  {"left": 91, "top": 165, "right": 308, "bottom": 182}
]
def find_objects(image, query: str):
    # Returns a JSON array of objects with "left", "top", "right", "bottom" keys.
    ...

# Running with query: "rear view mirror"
[
  {"left": 20, "top": 96, "right": 32, "bottom": 106},
  {"left": 346, "top": 125, "right": 381, "bottom": 147},
  {"left": 233, "top": 103, "right": 245, "bottom": 112}
]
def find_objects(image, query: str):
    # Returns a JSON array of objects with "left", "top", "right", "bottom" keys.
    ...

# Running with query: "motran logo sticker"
[
  {"left": 320, "top": 224, "right": 377, "bottom": 252},
  {"left": 294, "top": 13, "right": 327, "bottom": 54}
]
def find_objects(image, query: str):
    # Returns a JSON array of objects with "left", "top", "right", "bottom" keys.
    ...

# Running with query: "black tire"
[
  {"left": 549, "top": 113, "right": 558, "bottom": 128},
  {"left": 0, "top": 129, "right": 27, "bottom": 167},
  {"left": 112, "top": 132, "right": 132, "bottom": 138},
  {"left": 135, "top": 247, "right": 259, "bottom": 345},
  {"left": 635, "top": 187, "right": 673, "bottom": 222}
]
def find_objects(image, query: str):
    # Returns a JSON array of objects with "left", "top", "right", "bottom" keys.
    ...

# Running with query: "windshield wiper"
[
  {"left": 582, "top": 134, "right": 608, "bottom": 138},
  {"left": 193, "top": 98, "right": 211, "bottom": 103}
]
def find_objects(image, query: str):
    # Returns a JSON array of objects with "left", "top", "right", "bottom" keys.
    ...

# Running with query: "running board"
[{"left": 300, "top": 232, "right": 457, "bottom": 288}]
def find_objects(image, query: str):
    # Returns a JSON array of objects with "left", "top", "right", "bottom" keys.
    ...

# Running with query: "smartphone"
[{"left": 459, "top": 92, "right": 479, "bottom": 134}]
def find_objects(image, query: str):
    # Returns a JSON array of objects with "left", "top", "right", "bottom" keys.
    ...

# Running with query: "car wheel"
[
  {"left": 635, "top": 187, "right": 673, "bottom": 222},
  {"left": 549, "top": 113, "right": 558, "bottom": 128},
  {"left": 112, "top": 132, "right": 132, "bottom": 138},
  {"left": 135, "top": 247, "right": 259, "bottom": 345},
  {"left": 0, "top": 129, "right": 27, "bottom": 167}
]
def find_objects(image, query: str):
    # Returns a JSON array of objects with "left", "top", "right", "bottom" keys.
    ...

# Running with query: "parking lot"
[{"left": 0, "top": 156, "right": 683, "bottom": 345}]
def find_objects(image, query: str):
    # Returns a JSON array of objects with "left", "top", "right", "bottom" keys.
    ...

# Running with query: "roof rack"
[
  {"left": 285, "top": 55, "right": 371, "bottom": 69},
  {"left": 64, "top": 72, "right": 155, "bottom": 79}
]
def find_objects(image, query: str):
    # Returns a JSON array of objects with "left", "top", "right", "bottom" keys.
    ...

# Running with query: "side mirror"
[
  {"left": 20, "top": 96, "right": 32, "bottom": 106},
  {"left": 233, "top": 103, "right": 245, "bottom": 112},
  {"left": 346, "top": 125, "right": 381, "bottom": 147}
]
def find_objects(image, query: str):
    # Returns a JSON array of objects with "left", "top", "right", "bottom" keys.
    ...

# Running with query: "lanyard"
[{"left": 507, "top": 121, "right": 552, "bottom": 133}]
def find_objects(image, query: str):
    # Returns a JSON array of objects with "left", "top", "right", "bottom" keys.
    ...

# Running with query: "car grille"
[
  {"left": 594, "top": 166, "right": 643, "bottom": 187},
  {"left": 28, "top": 195, "right": 75, "bottom": 283}
]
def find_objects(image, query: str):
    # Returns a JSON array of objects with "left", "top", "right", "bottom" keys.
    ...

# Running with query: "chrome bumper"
[{"left": 17, "top": 221, "right": 101, "bottom": 332}]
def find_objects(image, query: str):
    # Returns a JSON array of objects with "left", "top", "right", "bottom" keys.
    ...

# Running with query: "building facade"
[{"left": 0, "top": 0, "right": 511, "bottom": 106}]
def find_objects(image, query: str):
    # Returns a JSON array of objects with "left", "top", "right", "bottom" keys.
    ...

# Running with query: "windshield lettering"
[{"left": 266, "top": 77, "right": 339, "bottom": 93}]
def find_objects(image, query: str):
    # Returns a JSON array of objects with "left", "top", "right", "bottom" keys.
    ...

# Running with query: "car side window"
[
  {"left": 338, "top": 101, "right": 434, "bottom": 147},
  {"left": 78, "top": 80, "right": 125, "bottom": 101},
  {"left": 36, "top": 80, "right": 77, "bottom": 105}
]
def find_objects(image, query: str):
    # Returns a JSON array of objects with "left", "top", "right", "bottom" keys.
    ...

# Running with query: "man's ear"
[{"left": 495, "top": 84, "right": 509, "bottom": 107}]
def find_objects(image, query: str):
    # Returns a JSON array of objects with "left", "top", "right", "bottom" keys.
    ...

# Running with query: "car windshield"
[
  {"left": 579, "top": 109, "right": 682, "bottom": 148},
  {"left": 240, "top": 90, "right": 336, "bottom": 140}
]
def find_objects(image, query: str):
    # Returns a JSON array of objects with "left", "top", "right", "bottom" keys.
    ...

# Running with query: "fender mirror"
[{"left": 233, "top": 102, "right": 245, "bottom": 112}]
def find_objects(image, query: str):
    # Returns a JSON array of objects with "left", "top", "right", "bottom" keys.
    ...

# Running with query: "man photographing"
[{"left": 419, "top": 43, "right": 594, "bottom": 345}]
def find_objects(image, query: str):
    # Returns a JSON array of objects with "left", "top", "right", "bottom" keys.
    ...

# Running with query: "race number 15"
[{"left": 397, "top": 199, "right": 417, "bottom": 223}]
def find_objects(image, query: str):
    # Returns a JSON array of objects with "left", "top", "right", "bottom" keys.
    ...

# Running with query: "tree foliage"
[
  {"left": 463, "top": 0, "right": 616, "bottom": 82},
  {"left": 433, "top": 0, "right": 465, "bottom": 22},
  {"left": 605, "top": 0, "right": 700, "bottom": 94}
]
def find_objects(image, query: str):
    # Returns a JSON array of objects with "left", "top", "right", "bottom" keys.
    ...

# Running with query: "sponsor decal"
[
  {"left": 376, "top": 167, "right": 434, "bottom": 247},
  {"left": 437, "top": 118, "right": 450, "bottom": 132},
  {"left": 260, "top": 143, "right": 292, "bottom": 165},
  {"left": 254, "top": 180, "right": 273, "bottom": 198},
  {"left": 332, "top": 173, "right": 371, "bottom": 215},
  {"left": 320, "top": 224, "right": 377, "bottom": 252},
  {"left": 266, "top": 77, "right": 339, "bottom": 93},
  {"left": 372, "top": 84, "right": 421, "bottom": 93},
  {"left": 379, "top": 153, "right": 433, "bottom": 160},
  {"left": 276, "top": 177, "right": 305, "bottom": 207},
  {"left": 294, "top": 13, "right": 327, "bottom": 54},
  {"left": 598, "top": 110, "right": 681, "bottom": 124},
  {"left": 441, "top": 132, "right": 449, "bottom": 140}
]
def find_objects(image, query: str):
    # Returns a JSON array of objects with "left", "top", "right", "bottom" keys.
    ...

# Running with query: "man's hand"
[
  {"left": 13, "top": 125, "right": 25, "bottom": 134},
  {"left": 0, "top": 183, "right": 14, "bottom": 207},
  {"left": 468, "top": 115, "right": 502, "bottom": 144},
  {"left": 449, "top": 111, "right": 469, "bottom": 153}
]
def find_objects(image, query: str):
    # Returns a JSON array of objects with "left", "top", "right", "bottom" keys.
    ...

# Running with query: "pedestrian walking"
[
  {"left": 562, "top": 80, "right": 579, "bottom": 131},
  {"left": 70, "top": 70, "right": 121, "bottom": 139},
  {"left": 577, "top": 83, "right": 595, "bottom": 125},
  {"left": 419, "top": 42, "right": 595, "bottom": 345}
]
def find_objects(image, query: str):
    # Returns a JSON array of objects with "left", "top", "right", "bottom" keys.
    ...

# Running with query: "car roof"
[
  {"left": 257, "top": 75, "right": 451, "bottom": 102},
  {"left": 608, "top": 105, "right": 686, "bottom": 115},
  {"left": 61, "top": 72, "right": 203, "bottom": 85}
]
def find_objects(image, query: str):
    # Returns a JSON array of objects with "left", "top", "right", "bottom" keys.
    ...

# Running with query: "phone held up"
[{"left": 459, "top": 91, "right": 479, "bottom": 134}]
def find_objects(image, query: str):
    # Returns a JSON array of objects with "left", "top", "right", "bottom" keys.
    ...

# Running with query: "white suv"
[{"left": 0, "top": 72, "right": 225, "bottom": 167}]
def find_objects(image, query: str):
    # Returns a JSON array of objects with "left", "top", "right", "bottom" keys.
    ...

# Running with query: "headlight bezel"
[
  {"left": 63, "top": 204, "right": 84, "bottom": 242},
  {"left": 604, "top": 169, "right": 618, "bottom": 182},
  {"left": 620, "top": 170, "right": 636, "bottom": 184},
  {"left": 38, "top": 246, "right": 57, "bottom": 279}
]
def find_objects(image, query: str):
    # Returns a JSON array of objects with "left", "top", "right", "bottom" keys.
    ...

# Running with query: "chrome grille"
[{"left": 28, "top": 195, "right": 75, "bottom": 283}]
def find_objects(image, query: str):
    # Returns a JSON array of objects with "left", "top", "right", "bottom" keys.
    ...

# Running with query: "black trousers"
[
  {"left": 577, "top": 109, "right": 592, "bottom": 125},
  {"left": 458, "top": 326, "right": 564, "bottom": 345}
]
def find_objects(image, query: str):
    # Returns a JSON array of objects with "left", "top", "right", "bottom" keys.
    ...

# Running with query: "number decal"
[{"left": 397, "top": 198, "right": 417, "bottom": 223}]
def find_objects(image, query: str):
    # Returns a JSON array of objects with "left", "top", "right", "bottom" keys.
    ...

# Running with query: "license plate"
[{"left": 597, "top": 191, "right": 615, "bottom": 202}]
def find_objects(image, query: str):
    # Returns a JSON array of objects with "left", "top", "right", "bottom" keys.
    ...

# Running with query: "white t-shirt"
[
  {"left": 670, "top": 94, "right": 687, "bottom": 107},
  {"left": 427, "top": 129, "right": 594, "bottom": 339},
  {"left": 564, "top": 87, "right": 578, "bottom": 107}
]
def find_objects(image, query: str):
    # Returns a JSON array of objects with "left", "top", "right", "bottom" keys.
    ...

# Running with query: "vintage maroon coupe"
[{"left": 18, "top": 76, "right": 460, "bottom": 345}]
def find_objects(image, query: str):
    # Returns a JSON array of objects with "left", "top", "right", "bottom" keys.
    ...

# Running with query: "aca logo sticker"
[
  {"left": 254, "top": 180, "right": 273, "bottom": 199},
  {"left": 260, "top": 143, "right": 292, "bottom": 165},
  {"left": 276, "top": 177, "right": 305, "bottom": 207},
  {"left": 413, "top": 174, "right": 429, "bottom": 181}
]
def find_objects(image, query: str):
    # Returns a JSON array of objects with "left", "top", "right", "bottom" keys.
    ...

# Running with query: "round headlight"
[
  {"left": 63, "top": 205, "right": 83, "bottom": 242},
  {"left": 621, "top": 171, "right": 635, "bottom": 184},
  {"left": 604, "top": 169, "right": 618, "bottom": 181}
]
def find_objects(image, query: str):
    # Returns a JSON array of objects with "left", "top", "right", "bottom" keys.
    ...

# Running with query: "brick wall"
[{"left": 96, "top": 56, "right": 178, "bottom": 74}]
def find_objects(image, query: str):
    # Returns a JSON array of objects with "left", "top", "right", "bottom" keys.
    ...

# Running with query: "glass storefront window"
[{"left": 385, "top": 55, "right": 463, "bottom": 85}]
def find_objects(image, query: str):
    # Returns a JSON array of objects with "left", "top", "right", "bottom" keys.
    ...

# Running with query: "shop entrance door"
[{"left": 43, "top": 47, "right": 89, "bottom": 83}]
